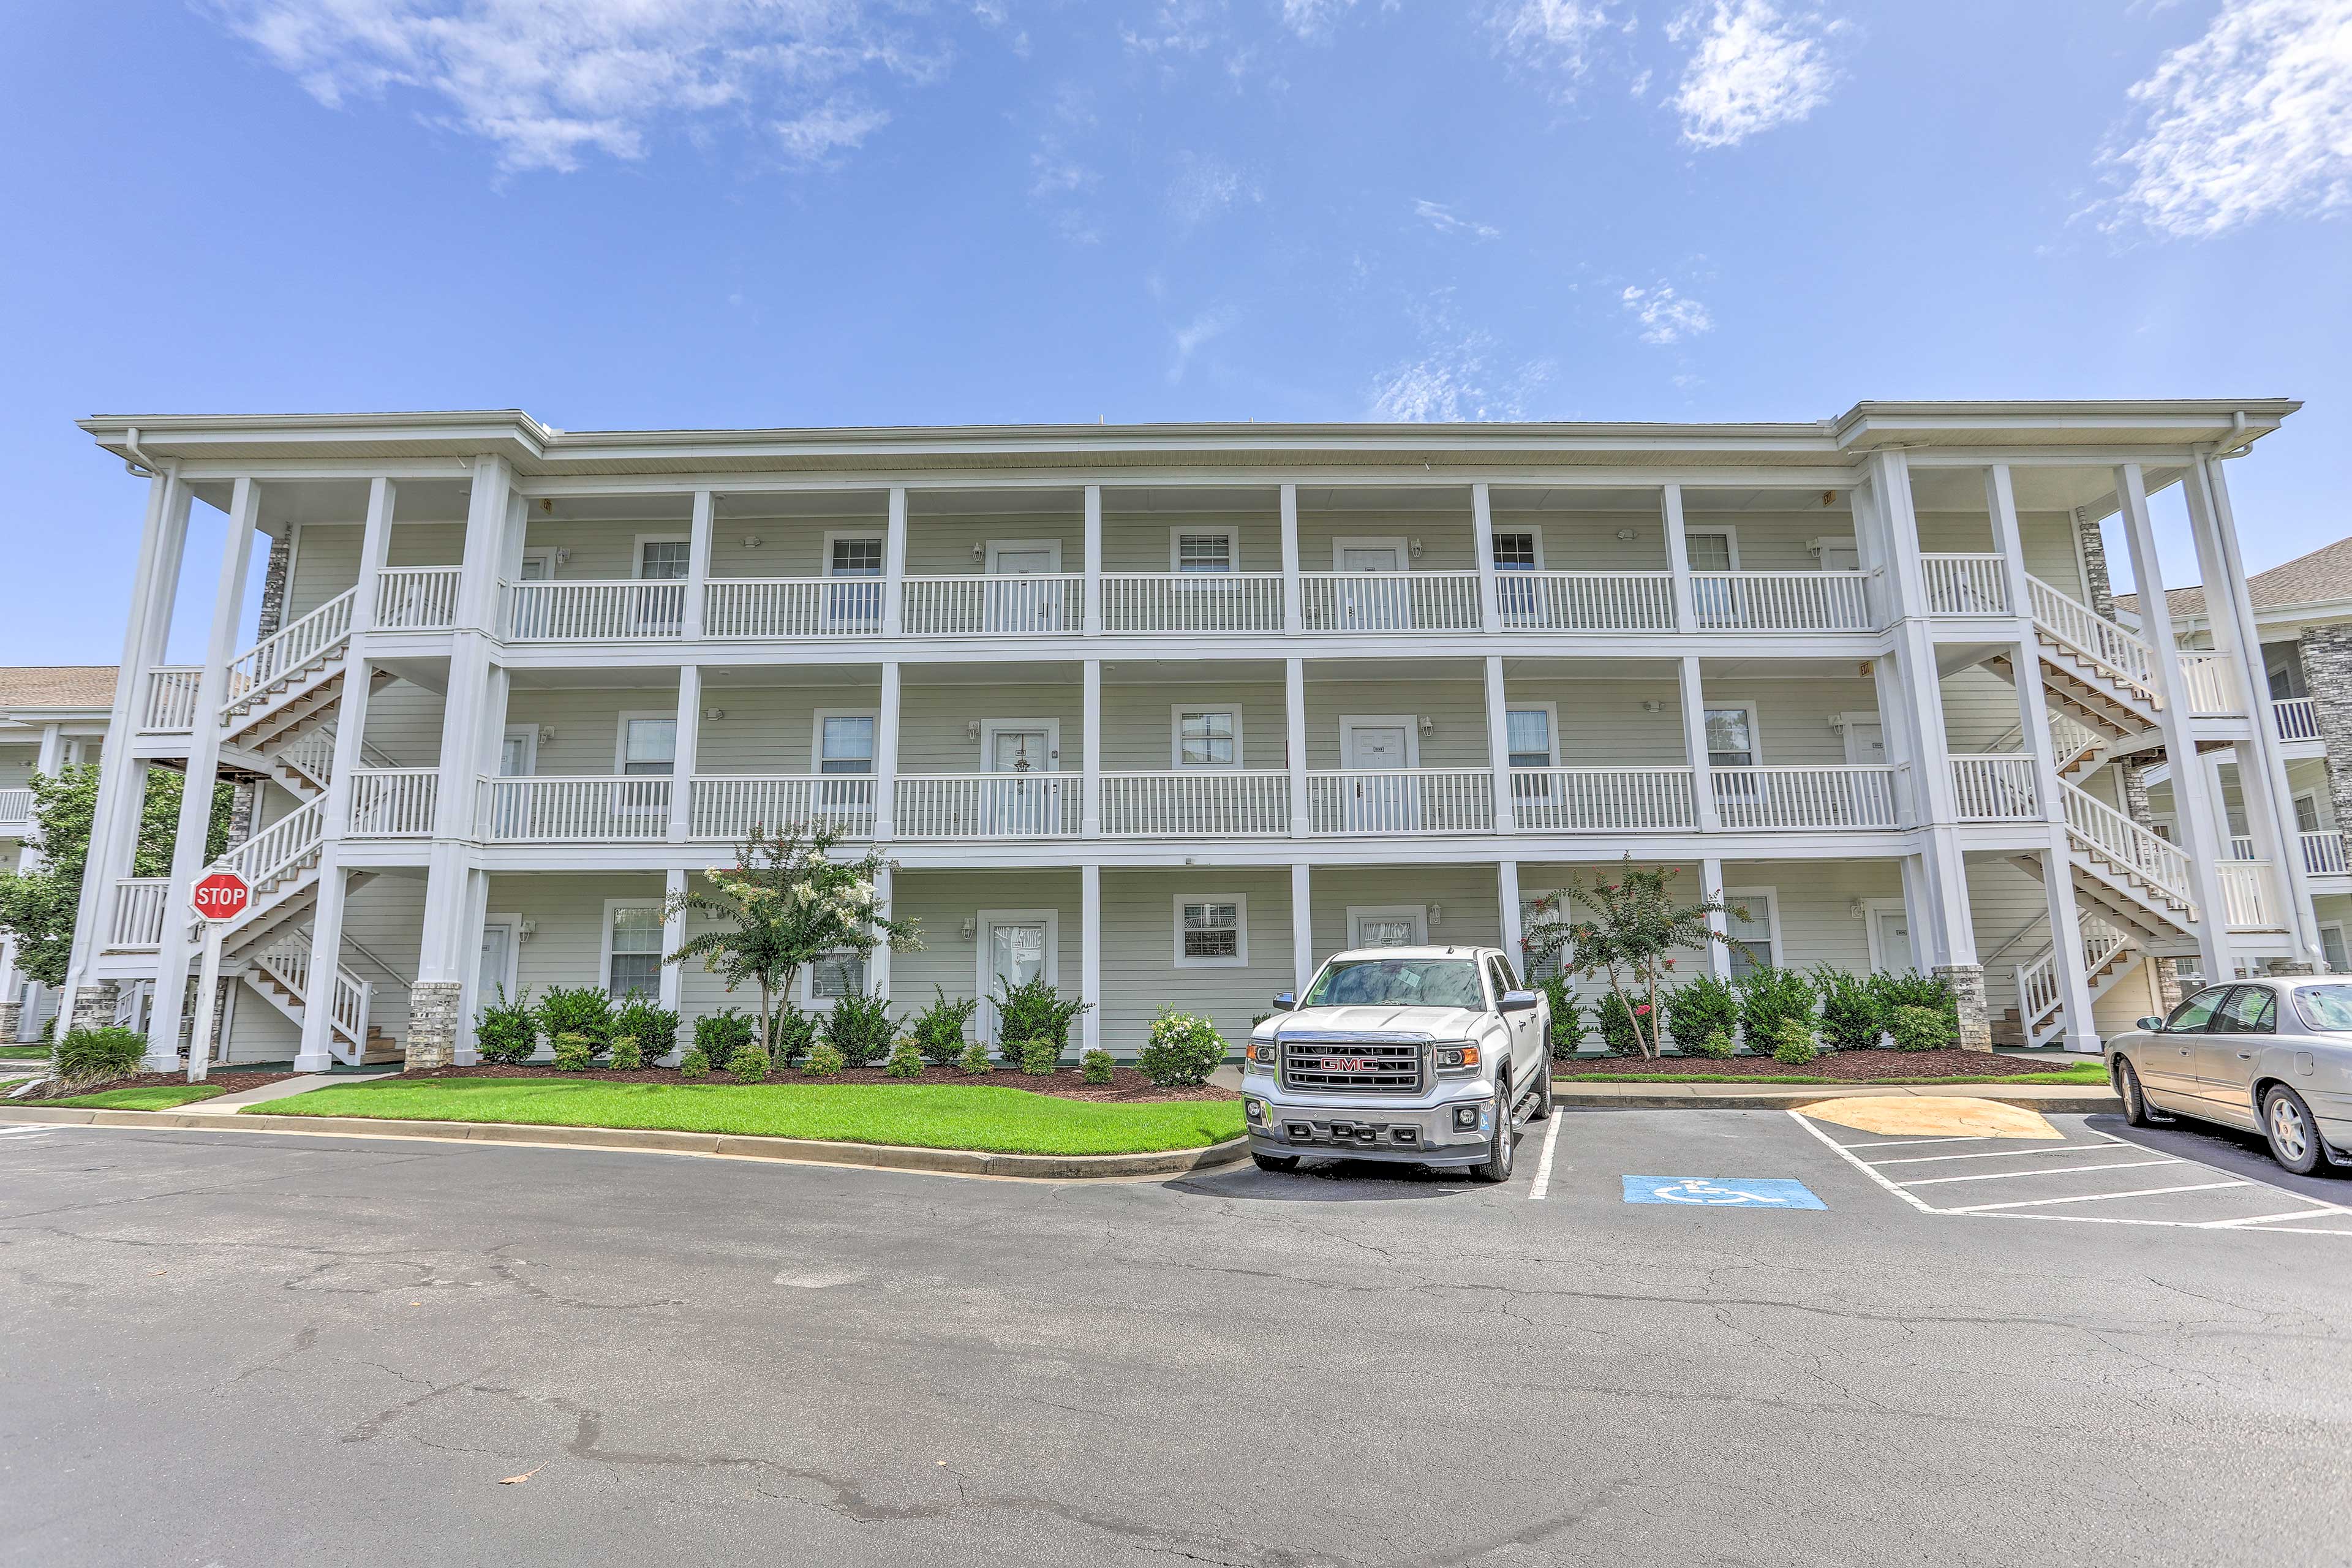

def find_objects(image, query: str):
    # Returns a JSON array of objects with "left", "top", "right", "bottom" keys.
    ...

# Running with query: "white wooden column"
[
  {"left": 1080, "top": 864, "right": 1101, "bottom": 1054},
  {"left": 883, "top": 487, "right": 908, "bottom": 637},
  {"left": 1985, "top": 465, "right": 2034, "bottom": 627},
  {"left": 1285, "top": 657, "right": 1310, "bottom": 837},
  {"left": 1472, "top": 483, "right": 1501, "bottom": 632},
  {"left": 659, "top": 867, "right": 688, "bottom": 1016},
  {"left": 297, "top": 652, "right": 379, "bottom": 1073},
  {"left": 1483, "top": 654, "right": 1516, "bottom": 835},
  {"left": 2041, "top": 832, "right": 2099, "bottom": 1052},
  {"left": 682, "top": 488, "right": 714, "bottom": 641},
  {"left": 1702, "top": 856, "right": 1732, "bottom": 981},
  {"left": 874, "top": 661, "right": 902, "bottom": 840},
  {"left": 1678, "top": 656, "right": 1719, "bottom": 832},
  {"left": 1081, "top": 658, "right": 1102, "bottom": 837},
  {"left": 865, "top": 864, "right": 891, "bottom": 1006},
  {"left": 2115, "top": 462, "right": 2231, "bottom": 982},
  {"left": 354, "top": 477, "right": 397, "bottom": 635},
  {"left": 1290, "top": 862, "right": 1314, "bottom": 995},
  {"left": 2011, "top": 633, "right": 2064, "bottom": 824},
  {"left": 1082, "top": 485, "right": 1103, "bottom": 636},
  {"left": 1280, "top": 483, "right": 1303, "bottom": 636},
  {"left": 1662, "top": 483, "right": 1695, "bottom": 633},
  {"left": 454, "top": 867, "right": 490, "bottom": 1065},
  {"left": 1496, "top": 859, "right": 1523, "bottom": 974},
  {"left": 667, "top": 664, "right": 701, "bottom": 843},
  {"left": 145, "top": 476, "right": 260, "bottom": 1071}
]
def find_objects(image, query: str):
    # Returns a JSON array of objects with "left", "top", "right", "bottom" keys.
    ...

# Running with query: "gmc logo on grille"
[{"left": 1317, "top": 1057, "right": 1371, "bottom": 1072}]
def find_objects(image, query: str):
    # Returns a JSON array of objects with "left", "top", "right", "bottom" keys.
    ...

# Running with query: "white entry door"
[
  {"left": 1871, "top": 905, "right": 1913, "bottom": 975},
  {"left": 986, "top": 725, "right": 1059, "bottom": 835},
  {"left": 1842, "top": 719, "right": 1886, "bottom": 766},
  {"left": 985, "top": 542, "right": 1065, "bottom": 632},
  {"left": 1342, "top": 721, "right": 1415, "bottom": 832},
  {"left": 1338, "top": 544, "right": 1407, "bottom": 630},
  {"left": 478, "top": 919, "right": 519, "bottom": 1008},
  {"left": 984, "top": 917, "right": 1050, "bottom": 1039}
]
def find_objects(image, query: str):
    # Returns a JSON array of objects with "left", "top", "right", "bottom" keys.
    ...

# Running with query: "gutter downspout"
[{"left": 122, "top": 426, "right": 158, "bottom": 480}]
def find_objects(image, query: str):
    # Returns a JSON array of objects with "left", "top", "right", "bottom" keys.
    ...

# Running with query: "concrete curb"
[
  {"left": 1551, "top": 1082, "right": 2122, "bottom": 1114},
  {"left": 0, "top": 1103, "right": 1252, "bottom": 1180}
]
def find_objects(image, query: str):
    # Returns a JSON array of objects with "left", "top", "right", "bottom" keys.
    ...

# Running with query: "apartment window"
[
  {"left": 1175, "top": 707, "right": 1240, "bottom": 769},
  {"left": 1725, "top": 890, "right": 1776, "bottom": 980},
  {"left": 1174, "top": 895, "right": 1248, "bottom": 967},
  {"left": 619, "top": 716, "right": 677, "bottom": 776},
  {"left": 817, "top": 715, "right": 876, "bottom": 774},
  {"left": 1685, "top": 532, "right": 1735, "bottom": 571},
  {"left": 638, "top": 539, "right": 690, "bottom": 580},
  {"left": 808, "top": 951, "right": 867, "bottom": 1002},
  {"left": 2322, "top": 925, "right": 2348, "bottom": 974},
  {"left": 605, "top": 903, "right": 663, "bottom": 1000},
  {"left": 1520, "top": 898, "right": 1566, "bottom": 981},
  {"left": 829, "top": 537, "right": 884, "bottom": 577},
  {"left": 1174, "top": 532, "right": 1234, "bottom": 573},
  {"left": 1491, "top": 532, "right": 1540, "bottom": 570},
  {"left": 1705, "top": 707, "right": 1757, "bottom": 768},
  {"left": 1507, "top": 708, "right": 1555, "bottom": 769},
  {"left": 2296, "top": 793, "right": 2323, "bottom": 834}
]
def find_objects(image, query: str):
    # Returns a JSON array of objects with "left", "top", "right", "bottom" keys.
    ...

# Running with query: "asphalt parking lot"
[{"left": 3, "top": 1109, "right": 2349, "bottom": 1567}]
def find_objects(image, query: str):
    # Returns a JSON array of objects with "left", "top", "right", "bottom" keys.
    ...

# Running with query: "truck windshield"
[{"left": 1302, "top": 959, "right": 1483, "bottom": 1009}]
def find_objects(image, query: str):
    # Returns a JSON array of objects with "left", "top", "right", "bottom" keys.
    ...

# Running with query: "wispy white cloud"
[
  {"left": 775, "top": 99, "right": 890, "bottom": 164},
  {"left": 1169, "top": 151, "right": 1261, "bottom": 228},
  {"left": 1665, "top": 0, "right": 1842, "bottom": 148},
  {"left": 1278, "top": 0, "right": 1396, "bottom": 42},
  {"left": 1169, "top": 304, "right": 1240, "bottom": 382},
  {"left": 2100, "top": 0, "right": 2352, "bottom": 238},
  {"left": 1029, "top": 81, "right": 1104, "bottom": 242},
  {"left": 1620, "top": 283, "right": 1713, "bottom": 344},
  {"left": 204, "top": 0, "right": 935, "bottom": 173},
  {"left": 1124, "top": 0, "right": 1227, "bottom": 55},
  {"left": 1488, "top": 0, "right": 1615, "bottom": 83},
  {"left": 1412, "top": 198, "right": 1501, "bottom": 239},
  {"left": 1368, "top": 293, "right": 1554, "bottom": 421}
]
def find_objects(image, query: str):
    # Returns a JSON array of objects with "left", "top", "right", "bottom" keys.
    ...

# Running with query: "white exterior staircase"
[
  {"left": 241, "top": 932, "right": 396, "bottom": 1065},
  {"left": 2000, "top": 916, "right": 2143, "bottom": 1048}
]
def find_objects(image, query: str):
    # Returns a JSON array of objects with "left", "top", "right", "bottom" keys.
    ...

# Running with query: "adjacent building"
[
  {"left": 0, "top": 666, "right": 115, "bottom": 1041},
  {"left": 52, "top": 402, "right": 2323, "bottom": 1071}
]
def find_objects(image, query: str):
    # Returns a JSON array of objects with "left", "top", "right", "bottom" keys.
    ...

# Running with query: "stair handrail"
[
  {"left": 221, "top": 589, "right": 356, "bottom": 717},
  {"left": 1981, "top": 912, "right": 2049, "bottom": 968},
  {"left": 2025, "top": 575, "right": 2163, "bottom": 708},
  {"left": 190, "top": 799, "right": 326, "bottom": 937},
  {"left": 251, "top": 932, "right": 373, "bottom": 1055},
  {"left": 2015, "top": 916, "right": 2136, "bottom": 1045},
  {"left": 339, "top": 932, "right": 412, "bottom": 988},
  {"left": 2060, "top": 780, "right": 2197, "bottom": 914}
]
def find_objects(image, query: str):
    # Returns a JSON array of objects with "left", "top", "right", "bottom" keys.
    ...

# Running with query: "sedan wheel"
[
  {"left": 2262, "top": 1085, "right": 2329, "bottom": 1177},
  {"left": 2116, "top": 1057, "right": 2160, "bottom": 1128}
]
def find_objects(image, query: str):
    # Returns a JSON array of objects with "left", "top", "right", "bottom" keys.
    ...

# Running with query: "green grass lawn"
[
  {"left": 0, "top": 1045, "right": 51, "bottom": 1060},
  {"left": 43, "top": 1083, "right": 229, "bottom": 1110},
  {"left": 1556, "top": 1062, "right": 2112, "bottom": 1087},
  {"left": 257, "top": 1077, "right": 1246, "bottom": 1156}
]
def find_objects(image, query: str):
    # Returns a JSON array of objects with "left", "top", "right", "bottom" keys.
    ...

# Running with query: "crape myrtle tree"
[
  {"left": 663, "top": 823, "right": 922, "bottom": 1057},
  {"left": 0, "top": 763, "right": 232, "bottom": 987},
  {"left": 1522, "top": 856, "right": 1747, "bottom": 1061}
]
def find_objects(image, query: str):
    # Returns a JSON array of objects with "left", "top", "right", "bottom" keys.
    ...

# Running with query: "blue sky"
[{"left": 4, "top": 0, "right": 2348, "bottom": 663}]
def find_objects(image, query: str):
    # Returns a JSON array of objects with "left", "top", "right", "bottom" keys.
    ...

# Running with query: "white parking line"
[
  {"left": 1898, "top": 1158, "right": 2181, "bottom": 1188},
  {"left": 1528, "top": 1116, "right": 1561, "bottom": 1200},
  {"left": 2200, "top": 1208, "right": 2345, "bottom": 1228},
  {"left": 1834, "top": 1136, "right": 1994, "bottom": 1150},
  {"left": 1945, "top": 1181, "right": 2247, "bottom": 1214},
  {"left": 1870, "top": 1143, "right": 2152, "bottom": 1167}
]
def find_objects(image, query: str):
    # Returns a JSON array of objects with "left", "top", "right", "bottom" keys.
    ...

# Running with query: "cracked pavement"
[{"left": 1, "top": 1110, "right": 2348, "bottom": 1566}]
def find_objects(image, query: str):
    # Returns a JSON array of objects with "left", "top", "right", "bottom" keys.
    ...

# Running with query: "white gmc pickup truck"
[{"left": 1239, "top": 945, "right": 1554, "bottom": 1182}]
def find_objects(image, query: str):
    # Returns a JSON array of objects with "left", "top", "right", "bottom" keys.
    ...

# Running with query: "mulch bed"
[
  {"left": 1547, "top": 1049, "right": 2085, "bottom": 1080},
  {"left": 40, "top": 1070, "right": 301, "bottom": 1099},
  {"left": 405, "top": 1061, "right": 1238, "bottom": 1103}
]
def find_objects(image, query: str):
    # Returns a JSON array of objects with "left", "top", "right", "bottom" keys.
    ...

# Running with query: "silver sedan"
[{"left": 2105, "top": 978, "right": 2352, "bottom": 1177}]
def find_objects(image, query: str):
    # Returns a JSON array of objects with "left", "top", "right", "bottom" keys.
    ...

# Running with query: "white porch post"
[
  {"left": 297, "top": 653, "right": 375, "bottom": 1074},
  {"left": 354, "top": 477, "right": 396, "bottom": 635},
  {"left": 1280, "top": 483, "right": 1303, "bottom": 636},
  {"left": 1472, "top": 483, "right": 1501, "bottom": 632},
  {"left": 454, "top": 867, "right": 489, "bottom": 1065},
  {"left": 1702, "top": 856, "right": 1732, "bottom": 981},
  {"left": 1678, "top": 656, "right": 1719, "bottom": 832},
  {"left": 875, "top": 661, "right": 902, "bottom": 840},
  {"left": 1497, "top": 859, "right": 1523, "bottom": 974},
  {"left": 2010, "top": 631, "right": 2064, "bottom": 824},
  {"left": 883, "top": 487, "right": 908, "bottom": 638},
  {"left": 2114, "top": 462, "right": 2231, "bottom": 982},
  {"left": 145, "top": 476, "right": 260, "bottom": 1071},
  {"left": 865, "top": 864, "right": 891, "bottom": 1005},
  {"left": 1082, "top": 658, "right": 1102, "bottom": 837},
  {"left": 667, "top": 664, "right": 701, "bottom": 843},
  {"left": 1290, "top": 862, "right": 1314, "bottom": 995},
  {"left": 1286, "top": 657, "right": 1310, "bottom": 837},
  {"left": 2041, "top": 830, "right": 2100, "bottom": 1053},
  {"left": 1080, "top": 863, "right": 1101, "bottom": 1055},
  {"left": 1082, "top": 485, "right": 1103, "bottom": 637},
  {"left": 659, "top": 867, "right": 688, "bottom": 1021},
  {"left": 1662, "top": 483, "right": 1695, "bottom": 633},
  {"left": 682, "top": 488, "right": 714, "bottom": 641},
  {"left": 1483, "top": 654, "right": 1516, "bottom": 835},
  {"left": 1985, "top": 465, "right": 2035, "bottom": 627}
]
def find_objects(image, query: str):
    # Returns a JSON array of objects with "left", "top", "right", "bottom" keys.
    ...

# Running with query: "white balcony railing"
[
  {"left": 1950, "top": 755, "right": 2041, "bottom": 822},
  {"left": 2220, "top": 861, "right": 2282, "bottom": 930},
  {"left": 703, "top": 579, "right": 884, "bottom": 638},
  {"left": 901, "top": 576, "right": 1082, "bottom": 636},
  {"left": 2016, "top": 916, "right": 2133, "bottom": 1043},
  {"left": 1690, "top": 571, "right": 1872, "bottom": 632},
  {"left": 1711, "top": 766, "right": 1899, "bottom": 831},
  {"left": 222, "top": 589, "right": 355, "bottom": 714},
  {"left": 141, "top": 667, "right": 203, "bottom": 733},
  {"left": 1100, "top": 574, "right": 1286, "bottom": 634},
  {"left": 1920, "top": 554, "right": 2010, "bottom": 616},
  {"left": 346, "top": 769, "right": 440, "bottom": 838},
  {"left": 2177, "top": 652, "right": 2241, "bottom": 717},
  {"left": 894, "top": 774, "right": 1079, "bottom": 839},
  {"left": 1508, "top": 768, "right": 1696, "bottom": 831},
  {"left": 1306, "top": 769, "right": 1494, "bottom": 834},
  {"left": 0, "top": 787, "right": 32, "bottom": 834},
  {"left": 1301, "top": 573, "right": 1483, "bottom": 633},
  {"left": 476, "top": 777, "right": 672, "bottom": 841},
  {"left": 688, "top": 776, "right": 876, "bottom": 840},
  {"left": 2027, "top": 576, "right": 2162, "bottom": 705},
  {"left": 1099, "top": 772, "right": 1291, "bottom": 835},
  {"left": 2062, "top": 780, "right": 2196, "bottom": 913},
  {"left": 2274, "top": 697, "right": 2322, "bottom": 742},
  {"left": 2304, "top": 831, "right": 2350, "bottom": 876},
  {"left": 504, "top": 580, "right": 687, "bottom": 641},
  {"left": 254, "top": 935, "right": 372, "bottom": 1052},
  {"left": 108, "top": 878, "right": 170, "bottom": 949},
  {"left": 373, "top": 567, "right": 462, "bottom": 631},
  {"left": 1494, "top": 571, "right": 1678, "bottom": 632}
]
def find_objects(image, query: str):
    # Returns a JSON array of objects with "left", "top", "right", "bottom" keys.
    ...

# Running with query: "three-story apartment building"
[
  {"left": 55, "top": 401, "right": 2323, "bottom": 1072},
  {"left": 0, "top": 666, "right": 114, "bottom": 1042}
]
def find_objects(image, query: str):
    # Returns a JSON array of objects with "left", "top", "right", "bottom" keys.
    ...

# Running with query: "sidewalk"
[
  {"left": 178, "top": 1075, "right": 341, "bottom": 1114},
  {"left": 1550, "top": 1080, "right": 2120, "bottom": 1113}
]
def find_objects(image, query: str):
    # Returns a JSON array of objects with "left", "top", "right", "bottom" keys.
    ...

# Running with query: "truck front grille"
[{"left": 1279, "top": 1036, "right": 1424, "bottom": 1095}]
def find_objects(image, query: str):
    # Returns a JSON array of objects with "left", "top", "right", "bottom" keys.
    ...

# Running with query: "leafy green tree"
[
  {"left": 0, "top": 764, "right": 232, "bottom": 987},
  {"left": 663, "top": 823, "right": 922, "bottom": 1057},
  {"left": 1523, "top": 856, "right": 1747, "bottom": 1060}
]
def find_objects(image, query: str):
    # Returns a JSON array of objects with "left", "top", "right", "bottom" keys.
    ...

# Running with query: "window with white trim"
[
  {"left": 638, "top": 540, "right": 690, "bottom": 580},
  {"left": 620, "top": 717, "right": 677, "bottom": 777},
  {"left": 1506, "top": 709, "right": 1555, "bottom": 769},
  {"left": 606, "top": 903, "right": 663, "bottom": 999},
  {"left": 1175, "top": 532, "right": 1233, "bottom": 573},
  {"left": 1726, "top": 891, "right": 1776, "bottom": 980},
  {"left": 818, "top": 715, "right": 876, "bottom": 774},
  {"left": 1175, "top": 709, "right": 1239, "bottom": 768},
  {"left": 1175, "top": 895, "right": 1248, "bottom": 967},
  {"left": 808, "top": 951, "right": 867, "bottom": 1001},
  {"left": 1491, "top": 532, "right": 1539, "bottom": 570},
  {"left": 1705, "top": 707, "right": 1756, "bottom": 768},
  {"left": 1684, "top": 531, "right": 1735, "bottom": 571},
  {"left": 829, "top": 537, "right": 883, "bottom": 577}
]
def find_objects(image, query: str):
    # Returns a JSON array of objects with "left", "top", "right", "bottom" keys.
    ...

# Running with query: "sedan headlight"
[{"left": 1433, "top": 1043, "right": 1482, "bottom": 1071}]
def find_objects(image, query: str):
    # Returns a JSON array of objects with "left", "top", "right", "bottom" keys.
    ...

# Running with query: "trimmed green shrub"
[
  {"left": 767, "top": 1001, "right": 819, "bottom": 1067},
  {"left": 1771, "top": 1018, "right": 1819, "bottom": 1066},
  {"left": 1536, "top": 976, "right": 1586, "bottom": 1060},
  {"left": 820, "top": 990, "right": 897, "bottom": 1068},
  {"left": 695, "top": 1008, "right": 756, "bottom": 1065},
  {"left": 956, "top": 1039, "right": 994, "bottom": 1075},
  {"left": 883, "top": 1038, "right": 925, "bottom": 1079},
  {"left": 1138, "top": 1009, "right": 1224, "bottom": 1087},
  {"left": 474, "top": 986, "right": 538, "bottom": 1066},
  {"left": 551, "top": 1033, "right": 596, "bottom": 1072},
  {"left": 537, "top": 986, "right": 614, "bottom": 1049},
  {"left": 1665, "top": 975, "right": 1738, "bottom": 1055},
  {"left": 1868, "top": 970, "right": 1961, "bottom": 1036},
  {"left": 51, "top": 1027, "right": 146, "bottom": 1090},
  {"left": 992, "top": 974, "right": 1091, "bottom": 1055},
  {"left": 801, "top": 1042, "right": 845, "bottom": 1077},
  {"left": 728, "top": 1043, "right": 771, "bottom": 1084},
  {"left": 1016, "top": 1038, "right": 1060, "bottom": 1076},
  {"left": 1890, "top": 1005, "right": 1952, "bottom": 1054},
  {"left": 1737, "top": 967, "right": 1817, "bottom": 1048},
  {"left": 1812, "top": 965, "right": 1884, "bottom": 1054},
  {"left": 910, "top": 987, "right": 980, "bottom": 1067},
  {"left": 1594, "top": 991, "right": 1640, "bottom": 1057},
  {"left": 606, "top": 1035, "right": 643, "bottom": 1071},
  {"left": 1080, "top": 1048, "right": 1114, "bottom": 1084},
  {"left": 611, "top": 993, "right": 679, "bottom": 1062},
  {"left": 677, "top": 1047, "right": 711, "bottom": 1079},
  {"left": 1694, "top": 1029, "right": 1737, "bottom": 1060}
]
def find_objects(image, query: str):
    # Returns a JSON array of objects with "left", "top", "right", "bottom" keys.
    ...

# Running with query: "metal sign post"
[{"left": 186, "top": 872, "right": 251, "bottom": 1084}]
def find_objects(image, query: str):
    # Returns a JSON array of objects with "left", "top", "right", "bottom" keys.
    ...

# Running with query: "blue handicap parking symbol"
[{"left": 1622, "top": 1176, "right": 1825, "bottom": 1210}]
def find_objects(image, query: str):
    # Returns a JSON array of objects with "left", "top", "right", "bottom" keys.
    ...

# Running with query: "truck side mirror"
[
  {"left": 1499, "top": 990, "right": 1539, "bottom": 1014},
  {"left": 1271, "top": 992, "right": 1295, "bottom": 1012}
]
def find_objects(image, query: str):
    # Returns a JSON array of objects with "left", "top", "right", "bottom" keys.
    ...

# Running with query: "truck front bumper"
[{"left": 1241, "top": 1084, "right": 1498, "bottom": 1167}]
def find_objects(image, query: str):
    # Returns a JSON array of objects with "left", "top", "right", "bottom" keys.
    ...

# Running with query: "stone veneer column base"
[
  {"left": 406, "top": 980, "right": 463, "bottom": 1069},
  {"left": 69, "top": 981, "right": 120, "bottom": 1037},
  {"left": 1936, "top": 963, "right": 1992, "bottom": 1053},
  {"left": 0, "top": 1000, "right": 20, "bottom": 1045}
]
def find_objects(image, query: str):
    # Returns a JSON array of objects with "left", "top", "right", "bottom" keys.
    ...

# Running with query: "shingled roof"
[
  {"left": 0, "top": 666, "right": 118, "bottom": 711},
  {"left": 2117, "top": 533, "right": 2352, "bottom": 622}
]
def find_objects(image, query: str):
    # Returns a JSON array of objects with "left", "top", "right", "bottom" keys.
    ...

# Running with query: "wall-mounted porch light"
[
  {"left": 553, "top": 548, "right": 571, "bottom": 565},
  {"left": 965, "top": 719, "right": 983, "bottom": 740},
  {"left": 741, "top": 535, "right": 764, "bottom": 549},
  {"left": 1408, "top": 537, "right": 1425, "bottom": 558},
  {"left": 1615, "top": 529, "right": 1635, "bottom": 541},
  {"left": 971, "top": 541, "right": 987, "bottom": 562},
  {"left": 538, "top": 725, "right": 557, "bottom": 743},
  {"left": 1430, "top": 903, "right": 1444, "bottom": 927},
  {"left": 519, "top": 919, "right": 538, "bottom": 943},
  {"left": 959, "top": 916, "right": 977, "bottom": 941},
  {"left": 702, "top": 707, "right": 725, "bottom": 722},
  {"left": 1417, "top": 715, "right": 1435, "bottom": 736}
]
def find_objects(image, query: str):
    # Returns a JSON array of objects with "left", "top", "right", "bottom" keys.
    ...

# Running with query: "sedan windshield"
[
  {"left": 2292, "top": 986, "right": 2352, "bottom": 1033},
  {"left": 1302, "top": 959, "right": 1483, "bottom": 1009}
]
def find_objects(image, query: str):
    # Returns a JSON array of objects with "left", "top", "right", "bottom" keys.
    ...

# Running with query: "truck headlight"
[
  {"left": 1245, "top": 1041, "right": 1278, "bottom": 1069},
  {"left": 1434, "top": 1044, "right": 1481, "bottom": 1071}
]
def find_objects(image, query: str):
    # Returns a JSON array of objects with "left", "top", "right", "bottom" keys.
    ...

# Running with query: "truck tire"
[
  {"left": 1530, "top": 1060, "right": 1554, "bottom": 1121},
  {"left": 1469, "top": 1078, "right": 1515, "bottom": 1183},
  {"left": 1252, "top": 1153, "right": 1300, "bottom": 1174}
]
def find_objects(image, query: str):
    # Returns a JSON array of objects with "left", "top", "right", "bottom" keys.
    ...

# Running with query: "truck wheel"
[
  {"left": 1252, "top": 1153, "right": 1300, "bottom": 1174},
  {"left": 1530, "top": 1061, "right": 1554, "bottom": 1121},
  {"left": 1469, "top": 1084, "right": 1515, "bottom": 1184}
]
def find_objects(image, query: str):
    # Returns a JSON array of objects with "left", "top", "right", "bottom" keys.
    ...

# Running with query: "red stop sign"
[{"left": 191, "top": 872, "right": 251, "bottom": 922}]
